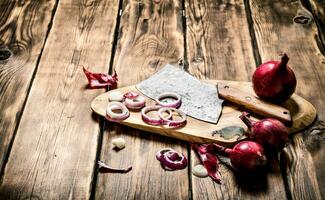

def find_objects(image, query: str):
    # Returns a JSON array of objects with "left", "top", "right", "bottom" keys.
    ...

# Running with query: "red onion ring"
[
  {"left": 125, "top": 95, "right": 146, "bottom": 109},
  {"left": 156, "top": 148, "right": 188, "bottom": 170},
  {"left": 123, "top": 91, "right": 139, "bottom": 100},
  {"left": 141, "top": 106, "right": 172, "bottom": 126},
  {"left": 106, "top": 102, "right": 130, "bottom": 122},
  {"left": 156, "top": 148, "right": 174, "bottom": 161},
  {"left": 155, "top": 92, "right": 181, "bottom": 108},
  {"left": 158, "top": 107, "right": 187, "bottom": 128}
]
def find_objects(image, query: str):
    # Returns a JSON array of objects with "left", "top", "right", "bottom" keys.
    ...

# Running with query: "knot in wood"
[{"left": 0, "top": 49, "right": 11, "bottom": 61}]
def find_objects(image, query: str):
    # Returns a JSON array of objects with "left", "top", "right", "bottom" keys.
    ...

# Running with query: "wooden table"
[{"left": 0, "top": 0, "right": 324, "bottom": 199}]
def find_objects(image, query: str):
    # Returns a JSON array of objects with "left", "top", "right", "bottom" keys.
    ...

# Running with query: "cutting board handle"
[{"left": 217, "top": 83, "right": 292, "bottom": 126}]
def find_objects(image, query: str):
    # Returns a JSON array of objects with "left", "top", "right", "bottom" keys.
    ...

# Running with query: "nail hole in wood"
[
  {"left": 245, "top": 96, "right": 251, "bottom": 101},
  {"left": 0, "top": 49, "right": 11, "bottom": 61}
]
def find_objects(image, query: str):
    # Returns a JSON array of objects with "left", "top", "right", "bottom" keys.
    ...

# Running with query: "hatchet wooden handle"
[{"left": 217, "top": 83, "right": 292, "bottom": 126}]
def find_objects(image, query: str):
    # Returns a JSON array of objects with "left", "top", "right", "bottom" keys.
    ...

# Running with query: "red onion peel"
[
  {"left": 83, "top": 67, "right": 118, "bottom": 89},
  {"left": 192, "top": 144, "right": 221, "bottom": 183},
  {"left": 98, "top": 161, "right": 132, "bottom": 173}
]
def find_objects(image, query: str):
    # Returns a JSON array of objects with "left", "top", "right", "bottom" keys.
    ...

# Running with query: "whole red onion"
[
  {"left": 212, "top": 141, "right": 267, "bottom": 171},
  {"left": 240, "top": 112, "right": 289, "bottom": 153},
  {"left": 252, "top": 53, "right": 296, "bottom": 103}
]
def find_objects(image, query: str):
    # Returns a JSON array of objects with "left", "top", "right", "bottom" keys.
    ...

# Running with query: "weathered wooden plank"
[
  {"left": 185, "top": 0, "right": 288, "bottom": 199},
  {"left": 95, "top": 0, "right": 189, "bottom": 199},
  {"left": 0, "top": 0, "right": 57, "bottom": 176},
  {"left": 0, "top": 0, "right": 119, "bottom": 199},
  {"left": 306, "top": 0, "right": 325, "bottom": 47},
  {"left": 249, "top": 0, "right": 325, "bottom": 199}
]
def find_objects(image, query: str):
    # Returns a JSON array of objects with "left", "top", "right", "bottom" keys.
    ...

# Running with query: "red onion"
[
  {"left": 156, "top": 148, "right": 188, "bottom": 170},
  {"left": 155, "top": 92, "right": 181, "bottom": 108},
  {"left": 158, "top": 107, "right": 187, "bottom": 128},
  {"left": 212, "top": 141, "right": 267, "bottom": 171},
  {"left": 252, "top": 53, "right": 296, "bottom": 103},
  {"left": 240, "top": 112, "right": 289, "bottom": 153},
  {"left": 125, "top": 94, "right": 146, "bottom": 109},
  {"left": 123, "top": 91, "right": 139, "bottom": 99},
  {"left": 105, "top": 102, "right": 130, "bottom": 122},
  {"left": 141, "top": 106, "right": 171, "bottom": 126},
  {"left": 156, "top": 148, "right": 174, "bottom": 160}
]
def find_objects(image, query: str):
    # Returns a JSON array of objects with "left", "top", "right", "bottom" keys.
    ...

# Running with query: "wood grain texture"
[
  {"left": 249, "top": 0, "right": 325, "bottom": 199},
  {"left": 185, "top": 0, "right": 287, "bottom": 199},
  {"left": 0, "top": 0, "right": 57, "bottom": 175},
  {"left": 185, "top": 0, "right": 256, "bottom": 80},
  {"left": 0, "top": 0, "right": 119, "bottom": 199},
  {"left": 95, "top": 0, "right": 189, "bottom": 199},
  {"left": 91, "top": 81, "right": 316, "bottom": 144},
  {"left": 306, "top": 0, "right": 325, "bottom": 48}
]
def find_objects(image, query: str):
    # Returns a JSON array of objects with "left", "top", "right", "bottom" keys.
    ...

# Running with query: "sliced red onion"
[
  {"left": 158, "top": 107, "right": 187, "bottom": 128},
  {"left": 155, "top": 148, "right": 188, "bottom": 170},
  {"left": 125, "top": 95, "right": 146, "bottom": 109},
  {"left": 141, "top": 106, "right": 172, "bottom": 126},
  {"left": 155, "top": 148, "right": 174, "bottom": 161},
  {"left": 106, "top": 102, "right": 130, "bottom": 122},
  {"left": 155, "top": 92, "right": 181, "bottom": 108},
  {"left": 160, "top": 150, "right": 187, "bottom": 170},
  {"left": 123, "top": 91, "right": 139, "bottom": 100}
]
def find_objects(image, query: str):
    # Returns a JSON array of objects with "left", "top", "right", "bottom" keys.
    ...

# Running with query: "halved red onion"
[
  {"left": 123, "top": 91, "right": 139, "bottom": 100},
  {"left": 158, "top": 107, "right": 187, "bottom": 128},
  {"left": 155, "top": 148, "right": 188, "bottom": 170},
  {"left": 106, "top": 102, "right": 130, "bottom": 122},
  {"left": 141, "top": 106, "right": 172, "bottom": 126},
  {"left": 125, "top": 95, "right": 146, "bottom": 109},
  {"left": 155, "top": 92, "right": 181, "bottom": 108}
]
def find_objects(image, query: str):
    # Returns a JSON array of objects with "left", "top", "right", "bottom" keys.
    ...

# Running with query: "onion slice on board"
[
  {"left": 141, "top": 106, "right": 172, "bottom": 126},
  {"left": 158, "top": 107, "right": 187, "bottom": 128},
  {"left": 125, "top": 95, "right": 146, "bottom": 109},
  {"left": 123, "top": 91, "right": 139, "bottom": 99},
  {"left": 155, "top": 92, "right": 181, "bottom": 108},
  {"left": 106, "top": 102, "right": 130, "bottom": 122}
]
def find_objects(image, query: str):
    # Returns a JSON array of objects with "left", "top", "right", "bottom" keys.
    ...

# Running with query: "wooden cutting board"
[{"left": 91, "top": 80, "right": 316, "bottom": 146}]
